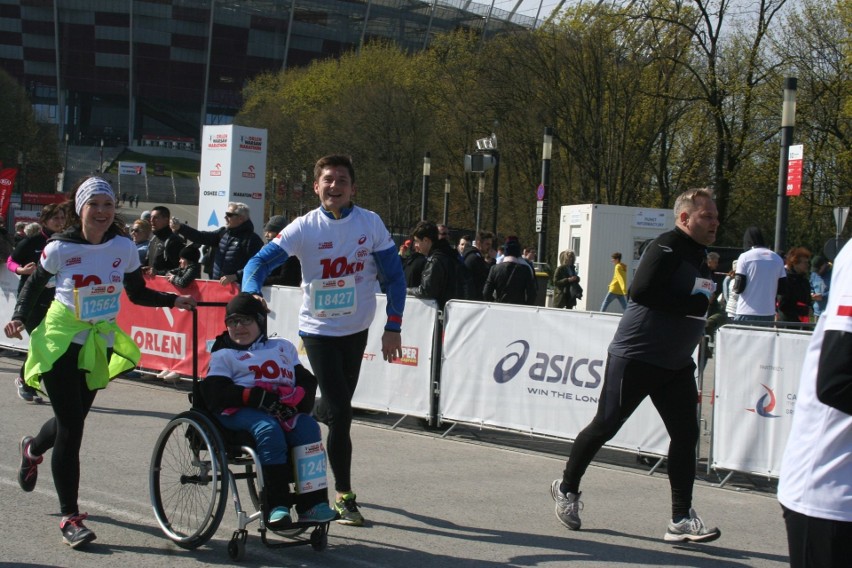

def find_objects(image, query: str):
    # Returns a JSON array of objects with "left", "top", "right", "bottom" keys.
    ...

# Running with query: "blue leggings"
[{"left": 216, "top": 409, "right": 321, "bottom": 466}]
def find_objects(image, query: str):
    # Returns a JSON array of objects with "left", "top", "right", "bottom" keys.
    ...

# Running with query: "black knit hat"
[
  {"left": 264, "top": 215, "right": 287, "bottom": 234},
  {"left": 226, "top": 293, "right": 267, "bottom": 319}
]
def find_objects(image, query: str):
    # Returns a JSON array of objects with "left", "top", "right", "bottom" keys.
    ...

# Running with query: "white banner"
[
  {"left": 440, "top": 301, "right": 672, "bottom": 455},
  {"left": 265, "top": 285, "right": 435, "bottom": 418},
  {"left": 712, "top": 326, "right": 810, "bottom": 477},
  {"left": 199, "top": 124, "right": 267, "bottom": 239},
  {"left": 118, "top": 161, "right": 147, "bottom": 176}
]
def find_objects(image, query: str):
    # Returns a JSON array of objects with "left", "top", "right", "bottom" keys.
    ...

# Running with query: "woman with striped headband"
[{"left": 4, "top": 176, "right": 196, "bottom": 549}]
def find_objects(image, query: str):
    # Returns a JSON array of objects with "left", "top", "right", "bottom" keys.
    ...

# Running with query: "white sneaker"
[
  {"left": 664, "top": 508, "right": 721, "bottom": 543},
  {"left": 551, "top": 479, "right": 582, "bottom": 530}
]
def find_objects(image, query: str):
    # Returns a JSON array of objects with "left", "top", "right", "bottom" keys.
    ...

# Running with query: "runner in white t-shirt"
[
  {"left": 242, "top": 154, "right": 406, "bottom": 527},
  {"left": 733, "top": 226, "right": 786, "bottom": 321},
  {"left": 778, "top": 241, "right": 852, "bottom": 568},
  {"left": 4, "top": 176, "right": 196, "bottom": 550}
]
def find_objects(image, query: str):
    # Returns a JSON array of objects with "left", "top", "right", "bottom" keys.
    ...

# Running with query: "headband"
[{"left": 75, "top": 177, "right": 115, "bottom": 215}]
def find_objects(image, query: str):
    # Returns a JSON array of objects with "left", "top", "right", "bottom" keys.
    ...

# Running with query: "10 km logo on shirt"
[{"left": 320, "top": 256, "right": 365, "bottom": 279}]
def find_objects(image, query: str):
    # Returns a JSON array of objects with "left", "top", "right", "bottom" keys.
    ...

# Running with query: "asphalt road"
[{"left": 0, "top": 351, "right": 789, "bottom": 568}]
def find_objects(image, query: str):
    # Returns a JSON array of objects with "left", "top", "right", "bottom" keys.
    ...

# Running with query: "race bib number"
[
  {"left": 74, "top": 284, "right": 122, "bottom": 322},
  {"left": 309, "top": 275, "right": 357, "bottom": 318},
  {"left": 692, "top": 277, "right": 715, "bottom": 298},
  {"left": 291, "top": 442, "right": 328, "bottom": 494}
]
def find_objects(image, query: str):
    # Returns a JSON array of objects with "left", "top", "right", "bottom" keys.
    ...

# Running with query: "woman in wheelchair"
[{"left": 200, "top": 293, "right": 337, "bottom": 528}]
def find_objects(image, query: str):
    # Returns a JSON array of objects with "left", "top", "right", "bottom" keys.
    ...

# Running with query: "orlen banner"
[
  {"left": 116, "top": 276, "right": 238, "bottom": 377},
  {"left": 198, "top": 124, "right": 267, "bottom": 238},
  {"left": 712, "top": 325, "right": 810, "bottom": 477},
  {"left": 0, "top": 168, "right": 19, "bottom": 218},
  {"left": 440, "top": 301, "right": 672, "bottom": 455}
]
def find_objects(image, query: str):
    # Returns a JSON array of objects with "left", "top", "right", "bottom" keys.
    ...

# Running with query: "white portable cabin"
[{"left": 557, "top": 204, "right": 675, "bottom": 311}]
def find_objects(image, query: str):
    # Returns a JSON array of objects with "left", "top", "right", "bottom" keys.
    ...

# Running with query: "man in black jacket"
[
  {"left": 171, "top": 202, "right": 264, "bottom": 287},
  {"left": 462, "top": 230, "right": 493, "bottom": 301},
  {"left": 551, "top": 187, "right": 722, "bottom": 543},
  {"left": 483, "top": 236, "right": 537, "bottom": 305},
  {"left": 406, "top": 221, "right": 460, "bottom": 309},
  {"left": 143, "top": 205, "right": 184, "bottom": 276}
]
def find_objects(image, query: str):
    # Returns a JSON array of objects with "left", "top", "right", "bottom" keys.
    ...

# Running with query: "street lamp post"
[
  {"left": 442, "top": 176, "right": 450, "bottom": 226},
  {"left": 271, "top": 168, "right": 278, "bottom": 216},
  {"left": 537, "top": 127, "right": 553, "bottom": 264},
  {"left": 774, "top": 77, "right": 797, "bottom": 255},
  {"left": 420, "top": 152, "right": 431, "bottom": 221},
  {"left": 474, "top": 173, "right": 485, "bottom": 245},
  {"left": 63, "top": 133, "right": 69, "bottom": 191}
]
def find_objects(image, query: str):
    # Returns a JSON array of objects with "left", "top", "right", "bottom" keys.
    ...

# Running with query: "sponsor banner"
[
  {"left": 265, "top": 285, "right": 435, "bottom": 418},
  {"left": 117, "top": 276, "right": 237, "bottom": 376},
  {"left": 22, "top": 192, "right": 68, "bottom": 205},
  {"left": 118, "top": 161, "right": 147, "bottom": 176},
  {"left": 712, "top": 326, "right": 810, "bottom": 477},
  {"left": 440, "top": 301, "right": 672, "bottom": 454},
  {"left": 197, "top": 124, "right": 266, "bottom": 239},
  {"left": 0, "top": 168, "right": 18, "bottom": 219}
]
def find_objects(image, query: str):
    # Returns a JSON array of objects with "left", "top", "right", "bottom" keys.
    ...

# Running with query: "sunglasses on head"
[{"left": 225, "top": 314, "right": 255, "bottom": 328}]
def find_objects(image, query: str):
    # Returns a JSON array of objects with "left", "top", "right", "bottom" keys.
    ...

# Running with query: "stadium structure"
[{"left": 0, "top": 0, "right": 543, "bottom": 150}]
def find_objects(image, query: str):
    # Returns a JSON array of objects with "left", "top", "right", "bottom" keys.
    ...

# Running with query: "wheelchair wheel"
[{"left": 149, "top": 411, "right": 229, "bottom": 549}]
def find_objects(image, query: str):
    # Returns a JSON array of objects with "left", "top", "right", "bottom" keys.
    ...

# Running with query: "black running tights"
[
  {"left": 29, "top": 344, "right": 98, "bottom": 516},
  {"left": 562, "top": 354, "right": 699, "bottom": 521},
  {"left": 302, "top": 330, "right": 368, "bottom": 494}
]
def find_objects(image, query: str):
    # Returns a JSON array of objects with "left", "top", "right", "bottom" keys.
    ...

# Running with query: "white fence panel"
[{"left": 440, "top": 301, "right": 672, "bottom": 455}]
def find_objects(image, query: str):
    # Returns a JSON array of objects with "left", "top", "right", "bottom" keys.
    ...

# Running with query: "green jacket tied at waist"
[{"left": 25, "top": 301, "right": 141, "bottom": 391}]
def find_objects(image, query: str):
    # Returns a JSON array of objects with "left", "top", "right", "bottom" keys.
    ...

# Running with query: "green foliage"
[{"left": 233, "top": 0, "right": 849, "bottom": 265}]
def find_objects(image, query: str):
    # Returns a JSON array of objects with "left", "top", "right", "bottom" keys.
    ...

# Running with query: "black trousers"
[
  {"left": 783, "top": 505, "right": 852, "bottom": 568},
  {"left": 302, "top": 329, "right": 368, "bottom": 493},
  {"left": 30, "top": 343, "right": 99, "bottom": 516},
  {"left": 562, "top": 354, "right": 699, "bottom": 520}
]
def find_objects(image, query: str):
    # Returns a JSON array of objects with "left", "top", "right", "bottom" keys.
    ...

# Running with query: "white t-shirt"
[
  {"left": 735, "top": 247, "right": 786, "bottom": 316},
  {"left": 271, "top": 206, "right": 395, "bottom": 337},
  {"left": 777, "top": 241, "right": 852, "bottom": 522},
  {"left": 207, "top": 337, "right": 300, "bottom": 390},
  {"left": 41, "top": 235, "right": 141, "bottom": 344}
]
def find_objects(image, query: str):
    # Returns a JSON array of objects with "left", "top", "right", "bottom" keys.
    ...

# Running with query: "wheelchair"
[{"left": 148, "top": 304, "right": 330, "bottom": 560}]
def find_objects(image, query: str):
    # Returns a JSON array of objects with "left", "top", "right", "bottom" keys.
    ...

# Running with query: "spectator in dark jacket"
[
  {"left": 401, "top": 238, "right": 427, "bottom": 288},
  {"left": 462, "top": 231, "right": 493, "bottom": 301},
  {"left": 261, "top": 215, "right": 301, "bottom": 287},
  {"left": 171, "top": 201, "right": 264, "bottom": 287},
  {"left": 778, "top": 246, "right": 812, "bottom": 324},
  {"left": 483, "top": 236, "right": 537, "bottom": 306},
  {"left": 166, "top": 246, "right": 202, "bottom": 288},
  {"left": 406, "top": 221, "right": 460, "bottom": 309},
  {"left": 143, "top": 205, "right": 185, "bottom": 276}
]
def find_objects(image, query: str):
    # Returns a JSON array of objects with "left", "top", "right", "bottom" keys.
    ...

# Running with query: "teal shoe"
[
  {"left": 267, "top": 506, "right": 291, "bottom": 529},
  {"left": 299, "top": 502, "right": 338, "bottom": 523}
]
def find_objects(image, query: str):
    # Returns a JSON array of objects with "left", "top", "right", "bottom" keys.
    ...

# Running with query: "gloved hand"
[
  {"left": 247, "top": 388, "right": 297, "bottom": 419},
  {"left": 268, "top": 401, "right": 297, "bottom": 420},
  {"left": 247, "top": 388, "right": 279, "bottom": 411}
]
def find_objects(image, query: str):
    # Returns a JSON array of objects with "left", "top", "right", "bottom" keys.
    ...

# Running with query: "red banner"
[
  {"left": 0, "top": 168, "right": 18, "bottom": 219},
  {"left": 23, "top": 192, "right": 68, "bottom": 205},
  {"left": 116, "top": 276, "right": 239, "bottom": 378},
  {"left": 785, "top": 144, "right": 804, "bottom": 197}
]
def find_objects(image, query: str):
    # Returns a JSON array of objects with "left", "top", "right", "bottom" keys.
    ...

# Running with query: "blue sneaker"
[
  {"left": 299, "top": 502, "right": 337, "bottom": 523},
  {"left": 267, "top": 506, "right": 291, "bottom": 529}
]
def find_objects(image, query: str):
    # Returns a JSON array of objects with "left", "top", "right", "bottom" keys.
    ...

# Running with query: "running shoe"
[
  {"left": 267, "top": 506, "right": 291, "bottom": 529},
  {"left": 15, "top": 376, "right": 40, "bottom": 403},
  {"left": 551, "top": 479, "right": 583, "bottom": 530},
  {"left": 299, "top": 502, "right": 338, "bottom": 523},
  {"left": 664, "top": 508, "right": 721, "bottom": 543},
  {"left": 334, "top": 492, "right": 364, "bottom": 526},
  {"left": 60, "top": 513, "right": 97, "bottom": 548},
  {"left": 18, "top": 436, "right": 43, "bottom": 492}
]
